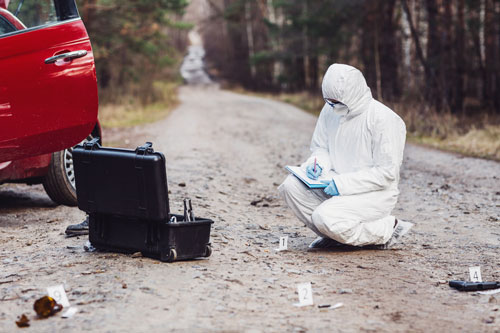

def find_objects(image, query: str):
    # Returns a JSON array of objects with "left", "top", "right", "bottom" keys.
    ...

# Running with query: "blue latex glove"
[
  {"left": 321, "top": 179, "right": 339, "bottom": 196},
  {"left": 306, "top": 163, "right": 322, "bottom": 180}
]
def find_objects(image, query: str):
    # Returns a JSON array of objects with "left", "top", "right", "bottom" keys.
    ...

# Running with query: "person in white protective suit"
[{"left": 278, "top": 64, "right": 413, "bottom": 249}]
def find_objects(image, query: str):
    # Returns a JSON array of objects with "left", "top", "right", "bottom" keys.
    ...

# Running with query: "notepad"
[{"left": 285, "top": 165, "right": 334, "bottom": 189}]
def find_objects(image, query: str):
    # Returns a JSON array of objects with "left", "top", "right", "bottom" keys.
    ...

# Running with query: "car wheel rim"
[
  {"left": 63, "top": 135, "right": 94, "bottom": 190},
  {"left": 63, "top": 147, "right": 76, "bottom": 189}
]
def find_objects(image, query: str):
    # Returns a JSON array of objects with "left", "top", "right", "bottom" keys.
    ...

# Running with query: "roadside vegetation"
[
  {"left": 98, "top": 81, "right": 181, "bottom": 128},
  {"left": 203, "top": 0, "right": 499, "bottom": 160},
  {"left": 76, "top": 0, "right": 191, "bottom": 128}
]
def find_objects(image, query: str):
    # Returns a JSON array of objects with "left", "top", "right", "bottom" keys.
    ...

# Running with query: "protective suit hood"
[{"left": 321, "top": 64, "right": 373, "bottom": 118}]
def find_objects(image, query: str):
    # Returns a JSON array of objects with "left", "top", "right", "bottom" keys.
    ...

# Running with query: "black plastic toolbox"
[
  {"left": 73, "top": 140, "right": 214, "bottom": 262},
  {"left": 89, "top": 213, "right": 213, "bottom": 262}
]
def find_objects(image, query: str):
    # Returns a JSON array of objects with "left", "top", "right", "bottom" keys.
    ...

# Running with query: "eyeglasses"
[{"left": 324, "top": 99, "right": 342, "bottom": 107}]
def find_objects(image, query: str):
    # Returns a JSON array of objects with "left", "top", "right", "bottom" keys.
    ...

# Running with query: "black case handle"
[{"left": 135, "top": 142, "right": 154, "bottom": 155}]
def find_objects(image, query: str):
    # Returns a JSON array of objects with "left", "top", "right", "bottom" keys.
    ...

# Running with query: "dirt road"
[{"left": 1, "top": 86, "right": 499, "bottom": 332}]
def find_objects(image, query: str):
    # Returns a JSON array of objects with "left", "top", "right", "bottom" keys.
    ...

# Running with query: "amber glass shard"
[{"left": 33, "top": 296, "right": 63, "bottom": 318}]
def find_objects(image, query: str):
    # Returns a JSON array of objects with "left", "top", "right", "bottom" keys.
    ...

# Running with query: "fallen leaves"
[{"left": 81, "top": 269, "right": 106, "bottom": 275}]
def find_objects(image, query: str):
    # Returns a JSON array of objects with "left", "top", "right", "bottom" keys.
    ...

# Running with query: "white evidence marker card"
[
  {"left": 62, "top": 307, "right": 78, "bottom": 319},
  {"left": 469, "top": 266, "right": 482, "bottom": 282},
  {"left": 275, "top": 236, "right": 288, "bottom": 252},
  {"left": 47, "top": 284, "right": 70, "bottom": 308},
  {"left": 294, "top": 282, "right": 314, "bottom": 307}
]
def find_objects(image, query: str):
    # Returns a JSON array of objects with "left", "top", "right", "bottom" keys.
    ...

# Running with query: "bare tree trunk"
[
  {"left": 495, "top": 2, "right": 500, "bottom": 112},
  {"left": 244, "top": 1, "right": 256, "bottom": 79},
  {"left": 379, "top": 0, "right": 400, "bottom": 101},
  {"left": 252, "top": 0, "right": 273, "bottom": 90},
  {"left": 443, "top": 1, "right": 454, "bottom": 111},
  {"left": 455, "top": 0, "right": 465, "bottom": 113},
  {"left": 484, "top": 0, "right": 496, "bottom": 111},
  {"left": 401, "top": 0, "right": 434, "bottom": 99},
  {"left": 82, "top": 0, "right": 94, "bottom": 24},
  {"left": 401, "top": 0, "right": 413, "bottom": 89},
  {"left": 425, "top": 0, "right": 444, "bottom": 110},
  {"left": 308, "top": 53, "right": 318, "bottom": 91}
]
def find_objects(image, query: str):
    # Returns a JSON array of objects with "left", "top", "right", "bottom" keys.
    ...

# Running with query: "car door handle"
[{"left": 44, "top": 50, "right": 88, "bottom": 64}]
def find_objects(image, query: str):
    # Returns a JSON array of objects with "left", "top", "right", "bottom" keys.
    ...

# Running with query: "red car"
[{"left": 0, "top": 0, "right": 100, "bottom": 206}]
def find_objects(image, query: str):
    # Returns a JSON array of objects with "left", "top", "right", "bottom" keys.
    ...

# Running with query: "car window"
[
  {"left": 0, "top": 0, "right": 78, "bottom": 38},
  {"left": 0, "top": 14, "right": 16, "bottom": 34},
  {"left": 7, "top": 0, "right": 56, "bottom": 28}
]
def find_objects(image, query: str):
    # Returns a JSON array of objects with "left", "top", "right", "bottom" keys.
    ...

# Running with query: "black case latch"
[
  {"left": 135, "top": 142, "right": 154, "bottom": 155},
  {"left": 83, "top": 137, "right": 100, "bottom": 151}
]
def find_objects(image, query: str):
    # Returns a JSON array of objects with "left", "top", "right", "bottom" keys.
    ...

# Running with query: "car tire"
[
  {"left": 42, "top": 148, "right": 78, "bottom": 206},
  {"left": 43, "top": 129, "right": 100, "bottom": 206}
]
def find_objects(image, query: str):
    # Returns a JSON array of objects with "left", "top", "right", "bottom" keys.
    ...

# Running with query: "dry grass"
[
  {"left": 232, "top": 88, "right": 500, "bottom": 161},
  {"left": 415, "top": 126, "right": 500, "bottom": 160},
  {"left": 393, "top": 102, "right": 500, "bottom": 160},
  {"left": 274, "top": 92, "right": 324, "bottom": 116},
  {"left": 98, "top": 81, "right": 180, "bottom": 128}
]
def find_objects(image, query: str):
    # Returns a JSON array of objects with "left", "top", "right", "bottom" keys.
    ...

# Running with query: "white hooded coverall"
[{"left": 278, "top": 64, "right": 406, "bottom": 246}]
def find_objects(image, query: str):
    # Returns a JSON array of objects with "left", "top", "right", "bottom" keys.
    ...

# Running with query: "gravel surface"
[{"left": 1, "top": 86, "right": 499, "bottom": 332}]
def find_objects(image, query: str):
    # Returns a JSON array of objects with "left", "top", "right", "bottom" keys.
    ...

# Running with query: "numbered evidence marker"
[
  {"left": 47, "top": 284, "right": 70, "bottom": 307},
  {"left": 294, "top": 282, "right": 314, "bottom": 307},
  {"left": 47, "top": 285, "right": 79, "bottom": 318},
  {"left": 275, "top": 236, "right": 288, "bottom": 252},
  {"left": 62, "top": 306, "right": 78, "bottom": 319},
  {"left": 469, "top": 266, "right": 482, "bottom": 282}
]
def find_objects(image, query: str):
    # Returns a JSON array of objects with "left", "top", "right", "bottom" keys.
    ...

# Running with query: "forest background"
[{"left": 78, "top": 0, "right": 500, "bottom": 160}]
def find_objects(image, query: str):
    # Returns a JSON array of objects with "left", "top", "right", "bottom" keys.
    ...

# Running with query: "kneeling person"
[{"left": 279, "top": 64, "right": 413, "bottom": 249}]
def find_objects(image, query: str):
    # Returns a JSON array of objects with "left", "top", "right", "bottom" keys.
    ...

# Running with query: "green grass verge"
[{"left": 98, "top": 81, "right": 180, "bottom": 128}]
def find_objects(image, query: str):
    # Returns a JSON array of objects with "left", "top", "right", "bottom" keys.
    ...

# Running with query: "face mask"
[
  {"left": 325, "top": 99, "right": 348, "bottom": 116},
  {"left": 332, "top": 104, "right": 349, "bottom": 116}
]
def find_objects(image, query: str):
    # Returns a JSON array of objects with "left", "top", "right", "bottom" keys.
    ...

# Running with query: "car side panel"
[
  {"left": 0, "top": 154, "right": 51, "bottom": 181},
  {"left": 0, "top": 19, "right": 98, "bottom": 163}
]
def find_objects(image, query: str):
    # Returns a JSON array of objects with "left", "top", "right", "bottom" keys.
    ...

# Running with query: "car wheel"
[{"left": 43, "top": 131, "right": 98, "bottom": 206}]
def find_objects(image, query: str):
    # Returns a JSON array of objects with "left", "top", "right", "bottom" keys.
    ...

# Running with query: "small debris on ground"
[
  {"left": 15, "top": 314, "right": 30, "bottom": 328},
  {"left": 83, "top": 241, "right": 96, "bottom": 252},
  {"left": 318, "top": 303, "right": 343, "bottom": 310},
  {"left": 131, "top": 252, "right": 142, "bottom": 258},
  {"left": 250, "top": 196, "right": 276, "bottom": 207}
]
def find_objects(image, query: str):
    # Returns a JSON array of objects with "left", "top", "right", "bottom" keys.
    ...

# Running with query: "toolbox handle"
[
  {"left": 83, "top": 138, "right": 101, "bottom": 151},
  {"left": 135, "top": 142, "right": 154, "bottom": 155}
]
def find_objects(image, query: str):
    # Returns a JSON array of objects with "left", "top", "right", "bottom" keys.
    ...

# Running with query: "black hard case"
[
  {"left": 73, "top": 140, "right": 213, "bottom": 262},
  {"left": 73, "top": 141, "right": 169, "bottom": 220},
  {"left": 89, "top": 213, "right": 212, "bottom": 262}
]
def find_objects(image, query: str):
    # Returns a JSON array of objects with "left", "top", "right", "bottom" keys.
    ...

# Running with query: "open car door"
[{"left": 0, "top": 0, "right": 97, "bottom": 163}]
